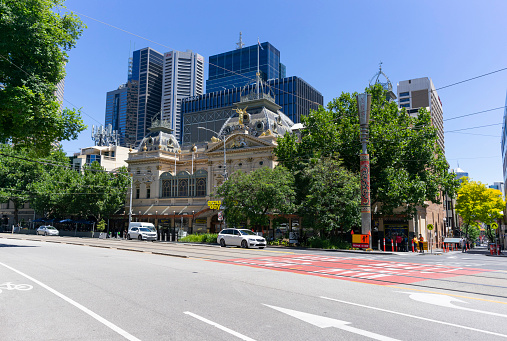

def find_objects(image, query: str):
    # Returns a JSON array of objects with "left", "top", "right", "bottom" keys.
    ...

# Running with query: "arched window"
[
  {"left": 178, "top": 179, "right": 188, "bottom": 197},
  {"left": 159, "top": 170, "right": 207, "bottom": 198}
]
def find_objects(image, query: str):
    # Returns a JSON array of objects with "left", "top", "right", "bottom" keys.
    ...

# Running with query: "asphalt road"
[{"left": 1, "top": 234, "right": 506, "bottom": 341}]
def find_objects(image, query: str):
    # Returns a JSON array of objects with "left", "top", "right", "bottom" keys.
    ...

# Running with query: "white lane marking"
[
  {"left": 184, "top": 312, "right": 257, "bottom": 341},
  {"left": 321, "top": 296, "right": 507, "bottom": 338},
  {"left": 264, "top": 304, "right": 400, "bottom": 341},
  {"left": 399, "top": 292, "right": 507, "bottom": 318},
  {"left": 0, "top": 262, "right": 140, "bottom": 341}
]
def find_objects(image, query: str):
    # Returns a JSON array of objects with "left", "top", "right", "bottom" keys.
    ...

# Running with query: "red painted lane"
[{"left": 214, "top": 255, "right": 489, "bottom": 285}]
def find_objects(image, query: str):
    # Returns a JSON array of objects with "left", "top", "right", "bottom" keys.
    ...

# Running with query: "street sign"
[
  {"left": 491, "top": 223, "right": 498, "bottom": 230},
  {"left": 352, "top": 234, "right": 369, "bottom": 248},
  {"left": 217, "top": 211, "right": 223, "bottom": 221},
  {"left": 427, "top": 224, "right": 434, "bottom": 230}
]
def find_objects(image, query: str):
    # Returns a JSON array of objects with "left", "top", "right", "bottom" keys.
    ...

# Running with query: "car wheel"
[
  {"left": 220, "top": 239, "right": 226, "bottom": 247},
  {"left": 44, "top": 232, "right": 47, "bottom": 236},
  {"left": 241, "top": 240, "right": 248, "bottom": 249},
  {"left": 138, "top": 235, "right": 142, "bottom": 241},
  {"left": 127, "top": 234, "right": 131, "bottom": 240},
  {"left": 259, "top": 247, "right": 265, "bottom": 249}
]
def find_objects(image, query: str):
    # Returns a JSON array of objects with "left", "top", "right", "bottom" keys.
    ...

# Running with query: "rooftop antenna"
[{"left": 236, "top": 32, "right": 244, "bottom": 49}]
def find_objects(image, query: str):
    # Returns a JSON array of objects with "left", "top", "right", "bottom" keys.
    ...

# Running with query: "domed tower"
[
  {"left": 137, "top": 117, "right": 180, "bottom": 153},
  {"left": 217, "top": 72, "right": 295, "bottom": 139},
  {"left": 369, "top": 62, "right": 397, "bottom": 102}
]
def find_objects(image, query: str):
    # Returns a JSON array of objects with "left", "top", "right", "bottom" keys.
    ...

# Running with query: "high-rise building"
[
  {"left": 489, "top": 182, "right": 504, "bottom": 194},
  {"left": 130, "top": 47, "right": 164, "bottom": 145},
  {"left": 181, "top": 76, "right": 322, "bottom": 144},
  {"left": 105, "top": 80, "right": 139, "bottom": 148},
  {"left": 501, "top": 90, "right": 507, "bottom": 190},
  {"left": 397, "top": 77, "right": 445, "bottom": 153},
  {"left": 161, "top": 50, "right": 204, "bottom": 141},
  {"left": 206, "top": 42, "right": 282, "bottom": 93}
]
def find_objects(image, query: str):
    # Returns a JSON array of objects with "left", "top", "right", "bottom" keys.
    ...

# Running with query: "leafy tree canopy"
[
  {"left": 215, "top": 166, "right": 296, "bottom": 228},
  {"left": 0, "top": 0, "right": 86, "bottom": 154},
  {"left": 455, "top": 177, "right": 505, "bottom": 229},
  {"left": 275, "top": 84, "right": 456, "bottom": 218}
]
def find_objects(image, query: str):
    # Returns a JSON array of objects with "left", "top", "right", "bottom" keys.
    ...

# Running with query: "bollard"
[
  {"left": 412, "top": 242, "right": 415, "bottom": 252},
  {"left": 383, "top": 238, "right": 385, "bottom": 252}
]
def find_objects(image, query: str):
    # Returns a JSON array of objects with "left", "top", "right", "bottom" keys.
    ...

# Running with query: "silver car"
[
  {"left": 217, "top": 228, "right": 266, "bottom": 249},
  {"left": 36, "top": 225, "right": 59, "bottom": 236},
  {"left": 127, "top": 227, "right": 157, "bottom": 241}
]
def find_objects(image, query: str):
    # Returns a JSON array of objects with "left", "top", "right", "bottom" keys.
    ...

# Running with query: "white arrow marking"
[
  {"left": 398, "top": 292, "right": 507, "bottom": 318},
  {"left": 264, "top": 304, "right": 400, "bottom": 341},
  {"left": 321, "top": 296, "right": 507, "bottom": 338}
]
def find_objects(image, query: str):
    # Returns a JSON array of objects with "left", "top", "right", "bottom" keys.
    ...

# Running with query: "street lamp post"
[
  {"left": 357, "top": 93, "right": 372, "bottom": 249},
  {"left": 198, "top": 126, "right": 227, "bottom": 231},
  {"left": 198, "top": 126, "right": 227, "bottom": 180}
]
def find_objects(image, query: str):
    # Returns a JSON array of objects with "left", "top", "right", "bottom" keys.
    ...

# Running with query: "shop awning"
[{"left": 444, "top": 238, "right": 462, "bottom": 243}]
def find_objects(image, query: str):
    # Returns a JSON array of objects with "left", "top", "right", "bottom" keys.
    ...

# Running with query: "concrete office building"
[
  {"left": 397, "top": 77, "right": 445, "bottom": 153},
  {"left": 161, "top": 50, "right": 205, "bottom": 141}
]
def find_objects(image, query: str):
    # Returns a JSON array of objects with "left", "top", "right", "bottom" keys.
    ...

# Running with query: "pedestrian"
[
  {"left": 412, "top": 236, "right": 418, "bottom": 252},
  {"left": 418, "top": 234, "right": 424, "bottom": 253},
  {"left": 396, "top": 234, "right": 403, "bottom": 252}
]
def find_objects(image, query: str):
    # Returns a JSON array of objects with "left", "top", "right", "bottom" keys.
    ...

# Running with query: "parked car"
[
  {"left": 217, "top": 228, "right": 266, "bottom": 249},
  {"left": 127, "top": 227, "right": 157, "bottom": 241},
  {"left": 36, "top": 225, "right": 59, "bottom": 236}
]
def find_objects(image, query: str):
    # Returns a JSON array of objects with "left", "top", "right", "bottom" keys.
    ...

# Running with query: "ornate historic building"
[{"left": 124, "top": 76, "right": 295, "bottom": 235}]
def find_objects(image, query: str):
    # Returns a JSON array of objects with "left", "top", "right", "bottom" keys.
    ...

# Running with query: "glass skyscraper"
[
  {"left": 105, "top": 80, "right": 138, "bottom": 147},
  {"left": 207, "top": 42, "right": 281, "bottom": 93},
  {"left": 181, "top": 76, "right": 323, "bottom": 144},
  {"left": 131, "top": 47, "right": 164, "bottom": 144}
]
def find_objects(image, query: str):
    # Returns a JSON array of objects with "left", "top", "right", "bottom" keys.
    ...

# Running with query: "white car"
[
  {"left": 127, "top": 227, "right": 157, "bottom": 241},
  {"left": 36, "top": 225, "right": 59, "bottom": 236},
  {"left": 217, "top": 228, "right": 266, "bottom": 249}
]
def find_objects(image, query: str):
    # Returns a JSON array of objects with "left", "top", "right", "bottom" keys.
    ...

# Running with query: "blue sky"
[{"left": 61, "top": 0, "right": 507, "bottom": 186}]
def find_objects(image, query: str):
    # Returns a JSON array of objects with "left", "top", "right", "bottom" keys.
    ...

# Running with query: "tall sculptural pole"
[{"left": 357, "top": 93, "right": 372, "bottom": 248}]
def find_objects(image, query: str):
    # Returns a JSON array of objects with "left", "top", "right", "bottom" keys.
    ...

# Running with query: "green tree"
[
  {"left": 455, "top": 177, "right": 505, "bottom": 242},
  {"left": 0, "top": 143, "right": 69, "bottom": 223},
  {"left": 216, "top": 166, "right": 296, "bottom": 228},
  {"left": 299, "top": 157, "right": 361, "bottom": 236},
  {"left": 275, "top": 84, "right": 455, "bottom": 219},
  {"left": 0, "top": 0, "right": 86, "bottom": 154},
  {"left": 72, "top": 163, "right": 130, "bottom": 222}
]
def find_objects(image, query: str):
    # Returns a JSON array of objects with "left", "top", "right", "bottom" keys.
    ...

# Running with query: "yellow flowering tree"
[{"left": 455, "top": 177, "right": 505, "bottom": 242}]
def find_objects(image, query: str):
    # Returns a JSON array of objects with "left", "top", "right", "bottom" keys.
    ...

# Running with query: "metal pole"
[
  {"left": 128, "top": 175, "right": 133, "bottom": 224},
  {"left": 357, "top": 93, "right": 372, "bottom": 249}
]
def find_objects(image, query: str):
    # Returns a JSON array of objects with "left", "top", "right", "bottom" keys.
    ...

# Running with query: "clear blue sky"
[{"left": 61, "top": 0, "right": 507, "bottom": 186}]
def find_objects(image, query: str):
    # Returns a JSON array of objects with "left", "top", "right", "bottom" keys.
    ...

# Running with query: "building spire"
[{"left": 236, "top": 32, "right": 245, "bottom": 49}]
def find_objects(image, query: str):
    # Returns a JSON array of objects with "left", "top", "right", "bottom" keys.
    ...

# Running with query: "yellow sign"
[
  {"left": 491, "top": 223, "right": 498, "bottom": 230},
  {"left": 427, "top": 224, "right": 434, "bottom": 230},
  {"left": 207, "top": 201, "right": 221, "bottom": 210}
]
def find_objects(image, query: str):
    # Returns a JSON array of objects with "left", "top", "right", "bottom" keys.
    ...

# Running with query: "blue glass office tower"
[
  {"left": 502, "top": 90, "right": 507, "bottom": 192},
  {"left": 105, "top": 80, "right": 139, "bottom": 147},
  {"left": 131, "top": 47, "right": 164, "bottom": 144},
  {"left": 181, "top": 76, "right": 323, "bottom": 144},
  {"left": 207, "top": 42, "right": 281, "bottom": 93}
]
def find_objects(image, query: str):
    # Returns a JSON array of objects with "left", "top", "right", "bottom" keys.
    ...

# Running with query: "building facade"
[
  {"left": 181, "top": 76, "right": 323, "bottom": 145},
  {"left": 161, "top": 50, "right": 205, "bottom": 141},
  {"left": 131, "top": 47, "right": 164, "bottom": 145},
  {"left": 207, "top": 42, "right": 283, "bottom": 93},
  {"left": 397, "top": 77, "right": 445, "bottom": 153},
  {"left": 105, "top": 81, "right": 139, "bottom": 148}
]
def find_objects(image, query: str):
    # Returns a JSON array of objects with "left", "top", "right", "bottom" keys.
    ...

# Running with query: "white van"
[{"left": 127, "top": 222, "right": 157, "bottom": 241}]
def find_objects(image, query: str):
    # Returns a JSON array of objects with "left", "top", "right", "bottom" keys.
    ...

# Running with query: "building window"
[
  {"left": 399, "top": 92, "right": 409, "bottom": 97},
  {"left": 136, "top": 188, "right": 140, "bottom": 199},
  {"left": 178, "top": 179, "right": 188, "bottom": 197},
  {"left": 400, "top": 98, "right": 410, "bottom": 103},
  {"left": 160, "top": 170, "right": 207, "bottom": 198},
  {"left": 146, "top": 187, "right": 151, "bottom": 199},
  {"left": 162, "top": 180, "right": 171, "bottom": 197},
  {"left": 400, "top": 104, "right": 410, "bottom": 108},
  {"left": 196, "top": 178, "right": 206, "bottom": 197}
]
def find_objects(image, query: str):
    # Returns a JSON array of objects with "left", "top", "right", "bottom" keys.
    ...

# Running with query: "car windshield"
[
  {"left": 239, "top": 230, "right": 256, "bottom": 235},
  {"left": 139, "top": 228, "right": 152, "bottom": 232},
  {"left": 47, "top": 226, "right": 56, "bottom": 230}
]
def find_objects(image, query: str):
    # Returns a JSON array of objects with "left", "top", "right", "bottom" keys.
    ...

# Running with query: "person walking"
[
  {"left": 418, "top": 234, "right": 424, "bottom": 253},
  {"left": 412, "top": 236, "right": 418, "bottom": 252}
]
